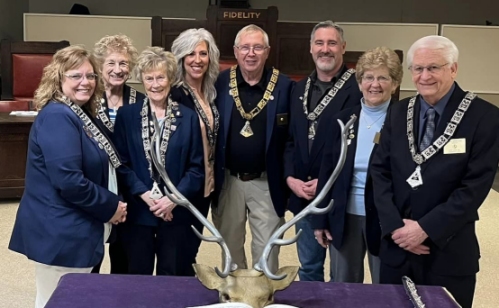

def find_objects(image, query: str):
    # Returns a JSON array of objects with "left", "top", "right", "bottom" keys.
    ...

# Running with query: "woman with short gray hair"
[{"left": 113, "top": 46, "right": 205, "bottom": 276}]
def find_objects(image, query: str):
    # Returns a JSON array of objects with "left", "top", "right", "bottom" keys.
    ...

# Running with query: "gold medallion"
[{"left": 240, "top": 120, "right": 254, "bottom": 137}]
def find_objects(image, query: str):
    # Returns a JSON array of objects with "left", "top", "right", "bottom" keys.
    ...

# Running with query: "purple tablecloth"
[{"left": 45, "top": 274, "right": 459, "bottom": 308}]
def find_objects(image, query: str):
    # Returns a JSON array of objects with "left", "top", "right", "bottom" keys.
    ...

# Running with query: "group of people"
[{"left": 7, "top": 19, "right": 499, "bottom": 308}]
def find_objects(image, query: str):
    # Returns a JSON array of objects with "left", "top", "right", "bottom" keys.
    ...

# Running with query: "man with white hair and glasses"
[
  {"left": 370, "top": 35, "right": 499, "bottom": 308},
  {"left": 212, "top": 24, "right": 293, "bottom": 273}
]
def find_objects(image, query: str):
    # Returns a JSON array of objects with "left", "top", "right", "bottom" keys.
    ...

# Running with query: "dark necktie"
[{"left": 420, "top": 108, "right": 436, "bottom": 151}]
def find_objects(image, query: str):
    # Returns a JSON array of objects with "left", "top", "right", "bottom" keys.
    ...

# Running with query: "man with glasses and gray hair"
[
  {"left": 370, "top": 35, "right": 499, "bottom": 308},
  {"left": 212, "top": 24, "right": 293, "bottom": 273},
  {"left": 283, "top": 20, "right": 362, "bottom": 281}
]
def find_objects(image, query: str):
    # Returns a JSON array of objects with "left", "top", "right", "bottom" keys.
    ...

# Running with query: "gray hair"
[
  {"left": 134, "top": 46, "right": 177, "bottom": 86},
  {"left": 407, "top": 35, "right": 459, "bottom": 68},
  {"left": 310, "top": 20, "right": 345, "bottom": 43},
  {"left": 93, "top": 34, "right": 139, "bottom": 71},
  {"left": 234, "top": 24, "right": 270, "bottom": 47},
  {"left": 171, "top": 28, "right": 220, "bottom": 103}
]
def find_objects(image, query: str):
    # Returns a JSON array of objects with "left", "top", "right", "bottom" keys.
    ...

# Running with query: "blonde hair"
[
  {"left": 355, "top": 46, "right": 403, "bottom": 86},
  {"left": 93, "top": 34, "right": 139, "bottom": 71},
  {"left": 134, "top": 46, "right": 177, "bottom": 85},
  {"left": 171, "top": 28, "right": 220, "bottom": 103},
  {"left": 34, "top": 45, "right": 104, "bottom": 117}
]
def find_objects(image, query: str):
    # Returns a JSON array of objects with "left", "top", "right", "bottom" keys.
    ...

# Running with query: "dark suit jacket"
[
  {"left": 9, "top": 101, "right": 120, "bottom": 268},
  {"left": 113, "top": 96, "right": 205, "bottom": 227},
  {"left": 283, "top": 69, "right": 362, "bottom": 215},
  {"left": 96, "top": 84, "right": 146, "bottom": 139},
  {"left": 213, "top": 68, "right": 294, "bottom": 217},
  {"left": 370, "top": 83, "right": 499, "bottom": 276},
  {"left": 310, "top": 105, "right": 382, "bottom": 255}
]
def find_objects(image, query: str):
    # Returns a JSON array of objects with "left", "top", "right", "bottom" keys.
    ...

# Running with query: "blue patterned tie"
[{"left": 420, "top": 108, "right": 436, "bottom": 151}]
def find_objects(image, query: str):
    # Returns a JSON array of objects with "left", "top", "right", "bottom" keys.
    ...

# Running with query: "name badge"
[
  {"left": 373, "top": 132, "right": 381, "bottom": 144},
  {"left": 443, "top": 138, "right": 466, "bottom": 154}
]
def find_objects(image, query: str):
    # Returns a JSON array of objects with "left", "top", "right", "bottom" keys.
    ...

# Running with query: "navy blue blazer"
[
  {"left": 371, "top": 84, "right": 499, "bottom": 276},
  {"left": 113, "top": 95, "right": 205, "bottom": 227},
  {"left": 310, "top": 105, "right": 383, "bottom": 256},
  {"left": 283, "top": 69, "right": 362, "bottom": 215},
  {"left": 212, "top": 67, "right": 294, "bottom": 217},
  {"left": 9, "top": 101, "right": 120, "bottom": 268},
  {"left": 95, "top": 84, "right": 146, "bottom": 139}
]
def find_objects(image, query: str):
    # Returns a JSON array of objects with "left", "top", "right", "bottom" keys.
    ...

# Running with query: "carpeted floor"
[{"left": 1, "top": 188, "right": 498, "bottom": 307}]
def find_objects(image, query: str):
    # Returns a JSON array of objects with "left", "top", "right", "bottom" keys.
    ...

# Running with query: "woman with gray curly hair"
[
  {"left": 170, "top": 28, "right": 220, "bottom": 242},
  {"left": 92, "top": 34, "right": 146, "bottom": 275},
  {"left": 312, "top": 46, "right": 403, "bottom": 284},
  {"left": 113, "top": 46, "right": 205, "bottom": 276},
  {"left": 93, "top": 34, "right": 146, "bottom": 133}
]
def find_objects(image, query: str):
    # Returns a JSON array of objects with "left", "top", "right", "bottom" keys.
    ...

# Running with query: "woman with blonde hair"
[
  {"left": 9, "top": 45, "right": 127, "bottom": 308},
  {"left": 113, "top": 46, "right": 205, "bottom": 276},
  {"left": 312, "top": 46, "right": 403, "bottom": 284}
]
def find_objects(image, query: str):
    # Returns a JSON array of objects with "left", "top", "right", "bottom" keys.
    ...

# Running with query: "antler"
[
  {"left": 254, "top": 115, "right": 357, "bottom": 280},
  {"left": 149, "top": 112, "right": 234, "bottom": 278}
]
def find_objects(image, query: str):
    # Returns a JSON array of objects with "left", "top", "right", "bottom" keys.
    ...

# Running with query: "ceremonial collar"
[{"left": 236, "top": 65, "right": 270, "bottom": 90}]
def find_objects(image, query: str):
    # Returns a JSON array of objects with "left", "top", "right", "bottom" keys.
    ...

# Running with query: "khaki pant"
[
  {"left": 212, "top": 171, "right": 284, "bottom": 273},
  {"left": 34, "top": 262, "right": 92, "bottom": 308}
]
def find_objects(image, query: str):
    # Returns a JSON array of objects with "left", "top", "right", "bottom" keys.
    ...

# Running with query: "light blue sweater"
[{"left": 346, "top": 99, "right": 390, "bottom": 216}]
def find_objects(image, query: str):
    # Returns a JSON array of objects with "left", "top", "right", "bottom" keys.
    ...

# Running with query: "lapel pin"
[{"left": 171, "top": 125, "right": 177, "bottom": 131}]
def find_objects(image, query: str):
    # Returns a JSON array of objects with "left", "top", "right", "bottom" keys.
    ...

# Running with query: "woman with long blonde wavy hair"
[{"left": 9, "top": 45, "right": 127, "bottom": 308}]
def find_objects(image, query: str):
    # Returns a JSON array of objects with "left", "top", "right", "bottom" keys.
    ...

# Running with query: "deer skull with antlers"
[{"left": 149, "top": 113, "right": 357, "bottom": 308}]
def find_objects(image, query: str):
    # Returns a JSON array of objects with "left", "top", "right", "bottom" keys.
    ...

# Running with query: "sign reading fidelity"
[{"left": 222, "top": 11, "right": 262, "bottom": 19}]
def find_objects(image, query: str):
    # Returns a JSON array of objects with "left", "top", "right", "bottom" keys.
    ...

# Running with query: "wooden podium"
[{"left": 0, "top": 113, "right": 34, "bottom": 199}]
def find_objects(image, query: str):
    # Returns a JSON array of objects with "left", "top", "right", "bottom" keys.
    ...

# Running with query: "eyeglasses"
[
  {"left": 64, "top": 73, "right": 98, "bottom": 81},
  {"left": 409, "top": 63, "right": 448, "bottom": 75},
  {"left": 143, "top": 76, "right": 167, "bottom": 84},
  {"left": 362, "top": 75, "right": 392, "bottom": 84},
  {"left": 235, "top": 45, "right": 268, "bottom": 55}
]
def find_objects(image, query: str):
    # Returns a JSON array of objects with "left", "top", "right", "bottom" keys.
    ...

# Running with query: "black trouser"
[
  {"left": 121, "top": 219, "right": 205, "bottom": 276},
  {"left": 380, "top": 258, "right": 476, "bottom": 308},
  {"left": 91, "top": 225, "right": 128, "bottom": 274}
]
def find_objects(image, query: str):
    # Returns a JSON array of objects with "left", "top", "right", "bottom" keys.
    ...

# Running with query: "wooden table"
[{"left": 0, "top": 113, "right": 34, "bottom": 199}]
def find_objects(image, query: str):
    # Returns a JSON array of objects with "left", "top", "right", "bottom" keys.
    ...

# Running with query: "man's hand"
[
  {"left": 392, "top": 219, "right": 429, "bottom": 252},
  {"left": 149, "top": 197, "right": 176, "bottom": 221},
  {"left": 407, "top": 244, "right": 430, "bottom": 255},
  {"left": 109, "top": 201, "right": 127, "bottom": 224},
  {"left": 286, "top": 177, "right": 312, "bottom": 200},
  {"left": 314, "top": 229, "right": 332, "bottom": 248},
  {"left": 303, "top": 179, "right": 318, "bottom": 198}
]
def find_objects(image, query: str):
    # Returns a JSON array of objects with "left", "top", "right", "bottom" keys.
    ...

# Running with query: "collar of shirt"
[
  {"left": 419, "top": 83, "right": 456, "bottom": 119},
  {"left": 236, "top": 65, "right": 270, "bottom": 91},
  {"left": 310, "top": 64, "right": 347, "bottom": 85}
]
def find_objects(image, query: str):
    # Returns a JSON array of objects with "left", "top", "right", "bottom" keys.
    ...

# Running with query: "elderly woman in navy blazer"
[
  {"left": 8, "top": 45, "right": 127, "bottom": 308},
  {"left": 93, "top": 34, "right": 146, "bottom": 134},
  {"left": 311, "top": 47, "right": 403, "bottom": 284},
  {"left": 114, "top": 46, "right": 205, "bottom": 276},
  {"left": 92, "top": 34, "right": 146, "bottom": 274}
]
